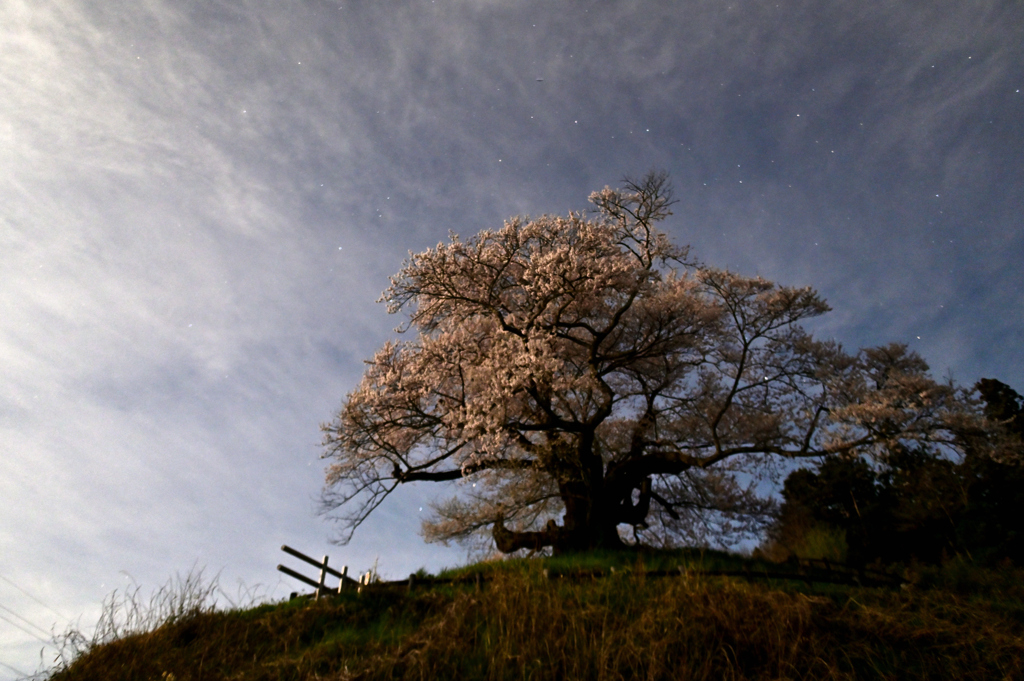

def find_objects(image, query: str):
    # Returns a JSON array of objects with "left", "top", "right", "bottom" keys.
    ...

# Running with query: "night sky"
[{"left": 2, "top": 1, "right": 1022, "bottom": 675}]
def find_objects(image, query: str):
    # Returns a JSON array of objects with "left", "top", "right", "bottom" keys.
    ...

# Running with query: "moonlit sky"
[{"left": 1, "top": 0, "right": 1022, "bottom": 675}]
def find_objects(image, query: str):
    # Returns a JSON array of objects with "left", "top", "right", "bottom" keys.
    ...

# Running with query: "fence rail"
[{"left": 277, "top": 545, "right": 363, "bottom": 600}]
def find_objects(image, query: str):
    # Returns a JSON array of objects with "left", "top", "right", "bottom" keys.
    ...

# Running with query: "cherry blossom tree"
[{"left": 320, "top": 173, "right": 974, "bottom": 554}]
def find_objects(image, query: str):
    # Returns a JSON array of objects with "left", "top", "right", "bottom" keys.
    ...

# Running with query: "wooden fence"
[{"left": 277, "top": 544, "right": 370, "bottom": 600}]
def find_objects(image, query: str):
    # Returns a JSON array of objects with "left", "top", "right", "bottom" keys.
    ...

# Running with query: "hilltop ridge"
[{"left": 46, "top": 551, "right": 1024, "bottom": 680}]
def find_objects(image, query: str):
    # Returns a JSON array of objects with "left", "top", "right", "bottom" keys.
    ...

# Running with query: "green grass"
[
  {"left": 46, "top": 554, "right": 1024, "bottom": 681},
  {"left": 436, "top": 546, "right": 830, "bottom": 583}
]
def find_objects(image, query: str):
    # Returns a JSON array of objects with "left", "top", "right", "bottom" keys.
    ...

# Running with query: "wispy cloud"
[{"left": 0, "top": 0, "right": 1021, "bottom": 675}]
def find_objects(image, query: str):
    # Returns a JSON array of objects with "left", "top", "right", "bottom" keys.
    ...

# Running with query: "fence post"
[
  {"left": 337, "top": 565, "right": 348, "bottom": 593},
  {"left": 316, "top": 555, "right": 329, "bottom": 601},
  {"left": 407, "top": 573, "right": 416, "bottom": 593},
  {"left": 357, "top": 571, "right": 371, "bottom": 594}
]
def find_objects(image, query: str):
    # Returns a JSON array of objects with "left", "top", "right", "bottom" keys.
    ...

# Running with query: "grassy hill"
[{"left": 46, "top": 551, "right": 1024, "bottom": 680}]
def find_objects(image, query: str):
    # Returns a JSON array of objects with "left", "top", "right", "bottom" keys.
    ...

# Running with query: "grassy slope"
[{"left": 48, "top": 553, "right": 1024, "bottom": 681}]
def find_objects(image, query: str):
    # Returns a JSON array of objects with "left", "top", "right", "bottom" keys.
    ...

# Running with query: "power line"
[
  {"left": 0, "top": 574, "right": 68, "bottom": 621},
  {"left": 0, "top": 612, "right": 53, "bottom": 648},
  {"left": 0, "top": 659, "right": 30, "bottom": 677},
  {"left": 0, "top": 604, "right": 50, "bottom": 639}
]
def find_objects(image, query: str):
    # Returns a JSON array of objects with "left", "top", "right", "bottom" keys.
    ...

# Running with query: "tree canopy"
[{"left": 320, "top": 173, "right": 979, "bottom": 555}]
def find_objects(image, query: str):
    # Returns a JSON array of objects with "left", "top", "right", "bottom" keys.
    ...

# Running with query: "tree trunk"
[
  {"left": 554, "top": 482, "right": 626, "bottom": 554},
  {"left": 492, "top": 436, "right": 632, "bottom": 555}
]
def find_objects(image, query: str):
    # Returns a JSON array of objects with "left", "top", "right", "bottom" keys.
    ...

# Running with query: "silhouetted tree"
[
  {"left": 768, "top": 378, "right": 1024, "bottom": 566},
  {"left": 957, "top": 378, "right": 1024, "bottom": 563},
  {"left": 975, "top": 378, "right": 1024, "bottom": 439}
]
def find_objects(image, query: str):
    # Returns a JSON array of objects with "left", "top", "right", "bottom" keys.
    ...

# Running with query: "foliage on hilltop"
[{"left": 762, "top": 378, "right": 1024, "bottom": 567}]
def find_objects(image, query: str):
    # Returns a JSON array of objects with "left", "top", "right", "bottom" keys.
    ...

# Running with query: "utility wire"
[
  {"left": 0, "top": 604, "right": 50, "bottom": 639},
  {"left": 0, "top": 574, "right": 68, "bottom": 622},
  {"left": 0, "top": 659, "right": 30, "bottom": 677},
  {"left": 0, "top": 613, "right": 54, "bottom": 648}
]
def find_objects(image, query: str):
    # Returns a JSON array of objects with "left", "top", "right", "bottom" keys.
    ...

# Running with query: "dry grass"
[
  {"left": 370, "top": 567, "right": 1024, "bottom": 681},
  {"left": 46, "top": 560, "right": 1024, "bottom": 681}
]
